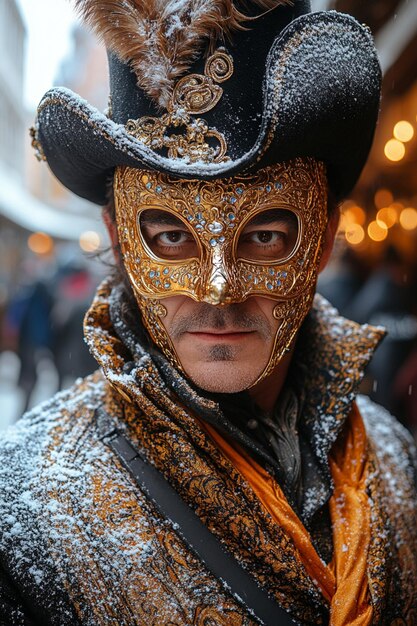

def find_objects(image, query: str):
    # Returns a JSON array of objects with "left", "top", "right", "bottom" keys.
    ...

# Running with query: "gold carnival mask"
[{"left": 114, "top": 158, "right": 328, "bottom": 385}]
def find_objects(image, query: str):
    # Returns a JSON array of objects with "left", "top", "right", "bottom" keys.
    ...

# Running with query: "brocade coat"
[{"left": 0, "top": 281, "right": 416, "bottom": 626}]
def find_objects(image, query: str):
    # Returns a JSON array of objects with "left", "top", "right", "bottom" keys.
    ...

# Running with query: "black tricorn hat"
[{"left": 33, "top": 0, "right": 381, "bottom": 206}]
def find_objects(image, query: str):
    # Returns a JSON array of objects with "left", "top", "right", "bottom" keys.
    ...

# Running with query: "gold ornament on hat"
[
  {"left": 125, "top": 49, "right": 233, "bottom": 164},
  {"left": 29, "top": 125, "right": 46, "bottom": 162}
]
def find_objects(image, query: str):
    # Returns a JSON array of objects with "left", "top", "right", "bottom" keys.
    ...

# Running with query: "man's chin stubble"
[
  {"left": 182, "top": 349, "right": 268, "bottom": 393},
  {"left": 207, "top": 344, "right": 235, "bottom": 361},
  {"left": 187, "top": 363, "right": 262, "bottom": 393}
]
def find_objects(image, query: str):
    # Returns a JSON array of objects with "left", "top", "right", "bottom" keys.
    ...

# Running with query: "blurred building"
[
  {"left": 0, "top": 12, "right": 108, "bottom": 311},
  {"left": 0, "top": 0, "right": 26, "bottom": 306},
  {"left": 58, "top": 24, "right": 108, "bottom": 111},
  {"left": 26, "top": 23, "right": 109, "bottom": 219},
  {"left": 0, "top": 0, "right": 25, "bottom": 174},
  {"left": 315, "top": 0, "right": 417, "bottom": 432},
  {"left": 313, "top": 0, "right": 417, "bottom": 264}
]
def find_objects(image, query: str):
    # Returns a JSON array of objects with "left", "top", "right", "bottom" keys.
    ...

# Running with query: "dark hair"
[{"left": 327, "top": 189, "right": 340, "bottom": 217}]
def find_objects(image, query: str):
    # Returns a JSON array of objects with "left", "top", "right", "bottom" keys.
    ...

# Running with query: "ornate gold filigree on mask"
[
  {"left": 125, "top": 49, "right": 233, "bottom": 164},
  {"left": 114, "top": 159, "right": 328, "bottom": 385}
]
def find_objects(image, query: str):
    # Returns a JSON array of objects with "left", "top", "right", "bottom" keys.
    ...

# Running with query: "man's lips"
[{"left": 186, "top": 330, "right": 255, "bottom": 342}]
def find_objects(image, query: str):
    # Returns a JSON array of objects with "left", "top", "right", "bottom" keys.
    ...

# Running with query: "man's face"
[
  {"left": 114, "top": 159, "right": 331, "bottom": 390},
  {"left": 138, "top": 208, "right": 295, "bottom": 390},
  {"left": 153, "top": 295, "right": 280, "bottom": 394}
]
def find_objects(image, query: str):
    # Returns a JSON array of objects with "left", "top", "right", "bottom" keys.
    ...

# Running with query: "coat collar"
[
  {"left": 293, "top": 294, "right": 385, "bottom": 466},
  {"left": 84, "top": 280, "right": 385, "bottom": 471}
]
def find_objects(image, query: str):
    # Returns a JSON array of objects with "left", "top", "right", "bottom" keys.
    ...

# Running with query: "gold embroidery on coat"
[{"left": 45, "top": 280, "right": 414, "bottom": 624}]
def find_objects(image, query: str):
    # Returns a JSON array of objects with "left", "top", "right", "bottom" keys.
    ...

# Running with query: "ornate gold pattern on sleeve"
[{"left": 125, "top": 49, "right": 233, "bottom": 163}]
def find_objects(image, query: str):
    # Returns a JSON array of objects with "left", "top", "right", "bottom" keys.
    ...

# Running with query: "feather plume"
[{"left": 73, "top": 0, "right": 291, "bottom": 108}]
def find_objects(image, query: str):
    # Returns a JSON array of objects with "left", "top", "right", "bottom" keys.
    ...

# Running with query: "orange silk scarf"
[{"left": 198, "top": 403, "right": 373, "bottom": 625}]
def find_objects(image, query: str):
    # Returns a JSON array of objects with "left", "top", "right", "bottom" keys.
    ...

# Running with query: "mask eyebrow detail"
[
  {"left": 245, "top": 209, "right": 297, "bottom": 227},
  {"left": 140, "top": 209, "right": 185, "bottom": 227}
]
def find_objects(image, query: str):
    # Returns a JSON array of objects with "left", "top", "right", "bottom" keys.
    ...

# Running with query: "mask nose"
[
  {"left": 201, "top": 246, "right": 232, "bottom": 305},
  {"left": 204, "top": 270, "right": 230, "bottom": 305}
]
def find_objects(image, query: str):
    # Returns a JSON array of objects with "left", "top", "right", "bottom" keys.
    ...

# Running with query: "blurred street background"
[{"left": 1, "top": 0, "right": 417, "bottom": 440}]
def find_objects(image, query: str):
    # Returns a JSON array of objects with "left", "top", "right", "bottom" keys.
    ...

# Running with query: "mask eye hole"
[
  {"left": 237, "top": 208, "right": 299, "bottom": 263},
  {"left": 138, "top": 209, "right": 199, "bottom": 261}
]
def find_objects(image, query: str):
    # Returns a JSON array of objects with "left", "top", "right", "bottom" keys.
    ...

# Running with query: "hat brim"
[{"left": 36, "top": 11, "right": 381, "bottom": 205}]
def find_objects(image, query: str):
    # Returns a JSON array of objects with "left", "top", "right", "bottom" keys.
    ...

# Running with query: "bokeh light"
[
  {"left": 368, "top": 220, "right": 388, "bottom": 242},
  {"left": 348, "top": 205, "right": 366, "bottom": 226},
  {"left": 79, "top": 230, "right": 101, "bottom": 252},
  {"left": 345, "top": 223, "right": 365, "bottom": 245},
  {"left": 399, "top": 207, "right": 417, "bottom": 230},
  {"left": 393, "top": 120, "right": 414, "bottom": 143},
  {"left": 376, "top": 207, "right": 398, "bottom": 229},
  {"left": 27, "top": 232, "right": 54, "bottom": 255},
  {"left": 384, "top": 139, "right": 405, "bottom": 162},
  {"left": 374, "top": 188, "right": 394, "bottom": 209},
  {"left": 340, "top": 204, "right": 366, "bottom": 230},
  {"left": 390, "top": 201, "right": 405, "bottom": 214}
]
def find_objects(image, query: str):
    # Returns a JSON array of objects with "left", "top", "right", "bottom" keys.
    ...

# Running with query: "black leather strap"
[{"left": 97, "top": 408, "right": 297, "bottom": 626}]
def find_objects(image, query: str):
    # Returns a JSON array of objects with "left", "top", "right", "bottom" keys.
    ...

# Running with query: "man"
[{"left": 1, "top": 1, "right": 416, "bottom": 624}]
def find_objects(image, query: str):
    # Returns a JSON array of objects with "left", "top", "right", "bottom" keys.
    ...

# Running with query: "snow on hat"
[{"left": 31, "top": 0, "right": 381, "bottom": 205}]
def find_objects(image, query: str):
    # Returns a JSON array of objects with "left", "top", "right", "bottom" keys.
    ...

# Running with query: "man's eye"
[
  {"left": 149, "top": 229, "right": 198, "bottom": 259},
  {"left": 138, "top": 209, "right": 200, "bottom": 260},
  {"left": 156, "top": 231, "right": 190, "bottom": 245},
  {"left": 237, "top": 209, "right": 298, "bottom": 262},
  {"left": 250, "top": 231, "right": 281, "bottom": 245}
]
